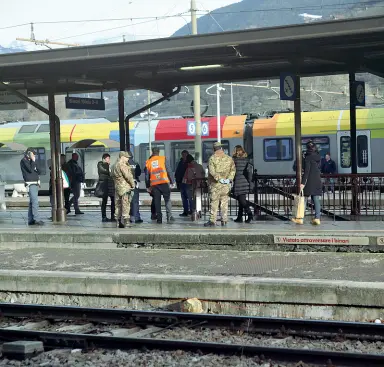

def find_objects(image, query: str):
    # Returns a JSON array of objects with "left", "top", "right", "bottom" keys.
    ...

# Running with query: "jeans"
[
  {"left": 180, "top": 183, "right": 190, "bottom": 213},
  {"left": 305, "top": 195, "right": 321, "bottom": 219},
  {"left": 64, "top": 188, "right": 71, "bottom": 209},
  {"left": 185, "top": 184, "right": 195, "bottom": 212},
  {"left": 28, "top": 184, "right": 40, "bottom": 223},
  {"left": 130, "top": 188, "right": 141, "bottom": 221},
  {"left": 69, "top": 182, "right": 81, "bottom": 212},
  {"left": 101, "top": 195, "right": 115, "bottom": 219},
  {"left": 152, "top": 183, "right": 173, "bottom": 219}
]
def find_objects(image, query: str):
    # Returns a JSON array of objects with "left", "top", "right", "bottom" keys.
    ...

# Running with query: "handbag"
[
  {"left": 292, "top": 189, "right": 305, "bottom": 219},
  {"left": 94, "top": 181, "right": 107, "bottom": 198},
  {"left": 62, "top": 171, "right": 69, "bottom": 189}
]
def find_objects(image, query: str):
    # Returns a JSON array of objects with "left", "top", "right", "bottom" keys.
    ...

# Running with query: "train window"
[
  {"left": 37, "top": 124, "right": 50, "bottom": 133},
  {"left": 19, "top": 125, "right": 38, "bottom": 133},
  {"left": 203, "top": 140, "right": 230, "bottom": 163},
  {"left": 139, "top": 143, "right": 165, "bottom": 169},
  {"left": 357, "top": 135, "right": 369, "bottom": 168},
  {"left": 340, "top": 136, "right": 351, "bottom": 168},
  {"left": 302, "top": 136, "right": 330, "bottom": 159},
  {"left": 263, "top": 139, "right": 292, "bottom": 161},
  {"left": 171, "top": 142, "right": 195, "bottom": 171},
  {"left": 34, "top": 147, "right": 47, "bottom": 175}
]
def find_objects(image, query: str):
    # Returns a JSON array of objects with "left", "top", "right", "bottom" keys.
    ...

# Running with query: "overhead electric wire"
[{"left": 1, "top": 0, "right": 381, "bottom": 31}]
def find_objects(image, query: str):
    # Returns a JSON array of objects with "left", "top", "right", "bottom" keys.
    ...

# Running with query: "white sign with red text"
[{"left": 274, "top": 235, "right": 369, "bottom": 246}]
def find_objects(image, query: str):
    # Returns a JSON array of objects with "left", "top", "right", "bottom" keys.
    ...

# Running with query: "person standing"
[
  {"left": 20, "top": 148, "right": 43, "bottom": 226},
  {"left": 144, "top": 154, "right": 157, "bottom": 220},
  {"left": 321, "top": 152, "right": 337, "bottom": 193},
  {"left": 232, "top": 145, "right": 253, "bottom": 224},
  {"left": 66, "top": 153, "right": 84, "bottom": 215},
  {"left": 182, "top": 154, "right": 205, "bottom": 215},
  {"left": 145, "top": 147, "right": 175, "bottom": 224},
  {"left": 204, "top": 142, "right": 236, "bottom": 227},
  {"left": 129, "top": 154, "right": 143, "bottom": 224},
  {"left": 111, "top": 151, "right": 135, "bottom": 228},
  {"left": 292, "top": 140, "right": 322, "bottom": 225},
  {"left": 61, "top": 154, "right": 71, "bottom": 211},
  {"left": 175, "top": 150, "right": 190, "bottom": 217},
  {"left": 97, "top": 153, "right": 115, "bottom": 222}
]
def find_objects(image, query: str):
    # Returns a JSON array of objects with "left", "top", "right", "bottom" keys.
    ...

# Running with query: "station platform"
[
  {"left": 0, "top": 209, "right": 383, "bottom": 252},
  {"left": 0, "top": 246, "right": 382, "bottom": 322}
]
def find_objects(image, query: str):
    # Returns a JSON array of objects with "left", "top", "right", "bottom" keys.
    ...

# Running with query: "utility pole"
[
  {"left": 148, "top": 90, "right": 152, "bottom": 152},
  {"left": 17, "top": 23, "right": 79, "bottom": 48},
  {"left": 191, "top": 0, "right": 202, "bottom": 164}
]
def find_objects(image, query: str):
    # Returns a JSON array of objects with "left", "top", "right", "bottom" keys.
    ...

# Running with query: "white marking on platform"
[{"left": 274, "top": 235, "right": 369, "bottom": 246}]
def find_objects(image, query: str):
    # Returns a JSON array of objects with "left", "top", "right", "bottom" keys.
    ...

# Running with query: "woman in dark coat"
[
  {"left": 97, "top": 153, "right": 115, "bottom": 222},
  {"left": 293, "top": 140, "right": 322, "bottom": 225},
  {"left": 232, "top": 145, "right": 253, "bottom": 223}
]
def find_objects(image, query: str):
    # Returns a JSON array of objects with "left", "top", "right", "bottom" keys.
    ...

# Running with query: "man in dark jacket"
[
  {"left": 97, "top": 153, "right": 115, "bottom": 222},
  {"left": 20, "top": 148, "right": 43, "bottom": 226},
  {"left": 66, "top": 153, "right": 84, "bottom": 215},
  {"left": 129, "top": 154, "right": 143, "bottom": 223},
  {"left": 321, "top": 152, "right": 336, "bottom": 193},
  {"left": 175, "top": 150, "right": 189, "bottom": 216}
]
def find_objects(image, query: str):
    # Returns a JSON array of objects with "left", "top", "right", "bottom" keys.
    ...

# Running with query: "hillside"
[{"left": 173, "top": 0, "right": 382, "bottom": 36}]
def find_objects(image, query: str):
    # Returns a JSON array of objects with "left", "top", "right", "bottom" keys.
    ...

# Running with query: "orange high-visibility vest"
[{"left": 146, "top": 155, "right": 170, "bottom": 186}]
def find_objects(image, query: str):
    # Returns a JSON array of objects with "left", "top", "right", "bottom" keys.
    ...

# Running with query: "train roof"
[{"left": 0, "top": 118, "right": 111, "bottom": 128}]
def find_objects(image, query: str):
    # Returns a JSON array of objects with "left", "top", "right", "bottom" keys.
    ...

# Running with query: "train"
[{"left": 0, "top": 107, "right": 383, "bottom": 192}]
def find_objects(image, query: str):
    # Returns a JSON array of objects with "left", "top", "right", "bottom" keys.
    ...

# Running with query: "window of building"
[
  {"left": 203, "top": 140, "right": 229, "bottom": 163},
  {"left": 34, "top": 147, "right": 47, "bottom": 175},
  {"left": 171, "top": 142, "right": 195, "bottom": 171},
  {"left": 263, "top": 138, "right": 293, "bottom": 161},
  {"left": 139, "top": 143, "right": 165, "bottom": 169},
  {"left": 302, "top": 136, "right": 330, "bottom": 159},
  {"left": 340, "top": 136, "right": 351, "bottom": 168},
  {"left": 36, "top": 124, "right": 50, "bottom": 133},
  {"left": 19, "top": 125, "right": 38, "bottom": 133},
  {"left": 357, "top": 135, "right": 369, "bottom": 168}
]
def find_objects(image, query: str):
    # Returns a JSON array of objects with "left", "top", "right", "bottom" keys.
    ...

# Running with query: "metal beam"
[
  {"left": 294, "top": 75, "right": 302, "bottom": 194},
  {"left": 118, "top": 89, "right": 125, "bottom": 151}
]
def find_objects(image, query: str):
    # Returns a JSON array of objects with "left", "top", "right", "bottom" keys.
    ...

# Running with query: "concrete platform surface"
[{"left": 0, "top": 248, "right": 382, "bottom": 282}]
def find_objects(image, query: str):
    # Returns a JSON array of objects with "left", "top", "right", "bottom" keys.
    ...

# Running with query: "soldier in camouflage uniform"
[
  {"left": 111, "top": 151, "right": 135, "bottom": 228},
  {"left": 204, "top": 142, "right": 236, "bottom": 227}
]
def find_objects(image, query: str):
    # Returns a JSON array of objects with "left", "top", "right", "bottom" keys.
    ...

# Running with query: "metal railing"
[{"left": 192, "top": 173, "right": 384, "bottom": 221}]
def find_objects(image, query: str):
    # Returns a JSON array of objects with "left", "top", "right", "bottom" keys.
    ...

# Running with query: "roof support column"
[
  {"left": 294, "top": 75, "right": 302, "bottom": 194},
  {"left": 349, "top": 73, "right": 357, "bottom": 174},
  {"left": 48, "top": 91, "right": 66, "bottom": 223},
  {"left": 118, "top": 88, "right": 125, "bottom": 151}
]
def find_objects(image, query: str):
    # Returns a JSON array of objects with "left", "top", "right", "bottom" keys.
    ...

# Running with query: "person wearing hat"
[
  {"left": 20, "top": 148, "right": 43, "bottom": 226},
  {"left": 204, "top": 142, "right": 236, "bottom": 227},
  {"left": 111, "top": 151, "right": 135, "bottom": 228},
  {"left": 292, "top": 140, "right": 322, "bottom": 225}
]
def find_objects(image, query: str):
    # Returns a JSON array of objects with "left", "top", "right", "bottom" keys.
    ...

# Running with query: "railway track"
[{"left": 0, "top": 303, "right": 383, "bottom": 366}]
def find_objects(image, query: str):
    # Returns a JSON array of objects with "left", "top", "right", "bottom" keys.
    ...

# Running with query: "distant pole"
[
  {"left": 191, "top": 0, "right": 202, "bottom": 163},
  {"left": 217, "top": 84, "right": 221, "bottom": 142},
  {"left": 230, "top": 83, "right": 234, "bottom": 115},
  {"left": 148, "top": 90, "right": 152, "bottom": 152}
]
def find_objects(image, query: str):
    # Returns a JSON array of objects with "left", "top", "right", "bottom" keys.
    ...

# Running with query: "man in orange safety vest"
[{"left": 145, "top": 147, "right": 175, "bottom": 224}]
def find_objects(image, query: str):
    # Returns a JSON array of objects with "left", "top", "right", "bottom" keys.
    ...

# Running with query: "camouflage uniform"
[
  {"left": 111, "top": 152, "right": 135, "bottom": 226},
  {"left": 207, "top": 143, "right": 236, "bottom": 224}
]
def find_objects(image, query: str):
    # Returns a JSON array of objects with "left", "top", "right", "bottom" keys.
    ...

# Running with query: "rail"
[
  {"left": 192, "top": 173, "right": 384, "bottom": 221},
  {"left": 0, "top": 303, "right": 383, "bottom": 366}
]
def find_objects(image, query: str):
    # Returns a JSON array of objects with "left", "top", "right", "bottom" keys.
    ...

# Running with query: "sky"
[{"left": 0, "top": 0, "right": 239, "bottom": 50}]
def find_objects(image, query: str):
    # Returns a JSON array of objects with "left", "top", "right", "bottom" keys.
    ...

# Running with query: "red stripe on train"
[
  {"left": 154, "top": 117, "right": 226, "bottom": 141},
  {"left": 69, "top": 124, "right": 77, "bottom": 142}
]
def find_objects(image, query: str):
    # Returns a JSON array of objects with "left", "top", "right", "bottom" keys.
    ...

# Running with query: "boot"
[
  {"left": 157, "top": 215, "right": 163, "bottom": 224},
  {"left": 204, "top": 221, "right": 216, "bottom": 227},
  {"left": 221, "top": 221, "right": 227, "bottom": 227},
  {"left": 102, "top": 217, "right": 109, "bottom": 223},
  {"left": 117, "top": 219, "right": 125, "bottom": 228},
  {"left": 167, "top": 216, "right": 175, "bottom": 224},
  {"left": 234, "top": 208, "right": 243, "bottom": 223},
  {"left": 245, "top": 210, "right": 253, "bottom": 224}
]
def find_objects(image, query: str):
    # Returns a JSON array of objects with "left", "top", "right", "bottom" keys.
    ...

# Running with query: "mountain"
[
  {"left": 0, "top": 44, "right": 25, "bottom": 54},
  {"left": 173, "top": 0, "right": 383, "bottom": 36}
]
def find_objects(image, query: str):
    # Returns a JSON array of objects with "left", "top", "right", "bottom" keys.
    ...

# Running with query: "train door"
[{"left": 336, "top": 130, "right": 371, "bottom": 174}]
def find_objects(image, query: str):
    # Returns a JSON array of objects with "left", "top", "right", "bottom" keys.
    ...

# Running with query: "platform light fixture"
[{"left": 179, "top": 64, "right": 223, "bottom": 71}]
